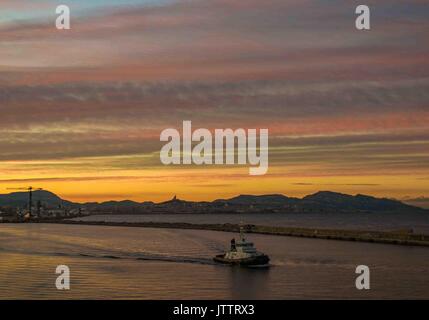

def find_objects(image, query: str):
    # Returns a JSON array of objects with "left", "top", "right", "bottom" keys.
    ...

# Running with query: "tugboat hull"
[{"left": 213, "top": 254, "right": 270, "bottom": 267}]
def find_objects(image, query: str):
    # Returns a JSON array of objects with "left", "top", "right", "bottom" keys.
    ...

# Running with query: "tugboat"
[{"left": 213, "top": 225, "right": 270, "bottom": 267}]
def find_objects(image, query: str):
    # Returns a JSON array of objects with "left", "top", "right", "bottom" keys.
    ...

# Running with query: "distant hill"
[
  {"left": 211, "top": 191, "right": 423, "bottom": 214},
  {"left": 214, "top": 194, "right": 299, "bottom": 206},
  {"left": 301, "top": 191, "right": 419, "bottom": 213},
  {"left": 0, "top": 190, "right": 76, "bottom": 208},
  {"left": 0, "top": 190, "right": 426, "bottom": 214},
  {"left": 402, "top": 197, "right": 429, "bottom": 209}
]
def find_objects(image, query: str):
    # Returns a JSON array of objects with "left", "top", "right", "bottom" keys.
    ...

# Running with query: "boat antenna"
[{"left": 239, "top": 221, "right": 246, "bottom": 241}]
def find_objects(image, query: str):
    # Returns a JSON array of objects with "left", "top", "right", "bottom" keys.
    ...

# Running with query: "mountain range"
[{"left": 0, "top": 190, "right": 427, "bottom": 214}]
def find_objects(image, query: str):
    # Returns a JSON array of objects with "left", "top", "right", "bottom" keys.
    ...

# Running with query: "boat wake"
[
  {"left": 0, "top": 238, "right": 222, "bottom": 267},
  {"left": 136, "top": 254, "right": 217, "bottom": 265},
  {"left": 45, "top": 249, "right": 219, "bottom": 266}
]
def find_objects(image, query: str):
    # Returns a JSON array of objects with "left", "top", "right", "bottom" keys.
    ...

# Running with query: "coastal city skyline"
[{"left": 1, "top": 0, "right": 428, "bottom": 202}]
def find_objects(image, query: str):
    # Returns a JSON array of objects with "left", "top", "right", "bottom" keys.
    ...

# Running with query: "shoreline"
[{"left": 29, "top": 219, "right": 429, "bottom": 247}]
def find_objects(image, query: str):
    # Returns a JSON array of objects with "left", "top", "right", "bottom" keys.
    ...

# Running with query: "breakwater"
[{"left": 42, "top": 220, "right": 429, "bottom": 247}]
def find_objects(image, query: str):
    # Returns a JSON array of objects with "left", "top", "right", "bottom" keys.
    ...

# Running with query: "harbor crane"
[{"left": 6, "top": 186, "right": 43, "bottom": 218}]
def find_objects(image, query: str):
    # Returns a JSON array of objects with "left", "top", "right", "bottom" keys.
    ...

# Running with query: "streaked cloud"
[{"left": 0, "top": 0, "right": 428, "bottom": 201}]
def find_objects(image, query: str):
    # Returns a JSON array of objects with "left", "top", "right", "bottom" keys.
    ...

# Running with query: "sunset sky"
[{"left": 0, "top": 0, "right": 428, "bottom": 202}]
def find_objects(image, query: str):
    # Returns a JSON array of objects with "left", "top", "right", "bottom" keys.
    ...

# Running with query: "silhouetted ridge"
[
  {"left": 303, "top": 191, "right": 416, "bottom": 212},
  {"left": 215, "top": 194, "right": 295, "bottom": 205},
  {"left": 0, "top": 190, "right": 426, "bottom": 214},
  {"left": 0, "top": 190, "right": 74, "bottom": 208}
]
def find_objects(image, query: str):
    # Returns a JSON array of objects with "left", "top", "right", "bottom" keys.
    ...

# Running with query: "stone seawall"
[{"left": 37, "top": 220, "right": 429, "bottom": 247}]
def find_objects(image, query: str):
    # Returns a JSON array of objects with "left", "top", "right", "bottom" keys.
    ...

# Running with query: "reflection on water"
[
  {"left": 0, "top": 224, "right": 428, "bottom": 299},
  {"left": 228, "top": 267, "right": 271, "bottom": 300}
]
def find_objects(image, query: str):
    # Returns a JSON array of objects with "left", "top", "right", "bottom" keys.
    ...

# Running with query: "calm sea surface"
[{"left": 1, "top": 223, "right": 428, "bottom": 299}]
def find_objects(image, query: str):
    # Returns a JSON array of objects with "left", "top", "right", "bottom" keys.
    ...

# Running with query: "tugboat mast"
[{"left": 239, "top": 224, "right": 246, "bottom": 242}]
